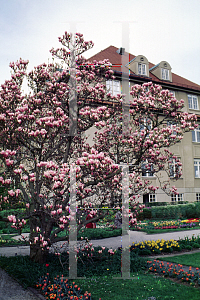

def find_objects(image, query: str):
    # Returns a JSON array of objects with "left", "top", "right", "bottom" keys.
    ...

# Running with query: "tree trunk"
[{"left": 30, "top": 243, "right": 49, "bottom": 264}]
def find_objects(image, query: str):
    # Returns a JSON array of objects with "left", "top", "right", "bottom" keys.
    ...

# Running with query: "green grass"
[
  {"left": 74, "top": 273, "right": 200, "bottom": 300},
  {"left": 0, "top": 234, "right": 29, "bottom": 247},
  {"left": 161, "top": 252, "right": 200, "bottom": 268}
]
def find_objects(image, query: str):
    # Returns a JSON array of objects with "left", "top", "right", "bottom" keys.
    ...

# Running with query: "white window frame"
[
  {"left": 188, "top": 95, "right": 198, "bottom": 110},
  {"left": 196, "top": 193, "right": 200, "bottom": 201},
  {"left": 169, "top": 158, "right": 181, "bottom": 178},
  {"left": 138, "top": 63, "right": 146, "bottom": 75},
  {"left": 194, "top": 159, "right": 200, "bottom": 178},
  {"left": 140, "top": 118, "right": 152, "bottom": 135},
  {"left": 142, "top": 160, "right": 154, "bottom": 177},
  {"left": 192, "top": 125, "right": 200, "bottom": 143},
  {"left": 167, "top": 121, "right": 177, "bottom": 136},
  {"left": 149, "top": 194, "right": 156, "bottom": 202},
  {"left": 171, "top": 193, "right": 183, "bottom": 202},
  {"left": 106, "top": 80, "right": 121, "bottom": 96},
  {"left": 169, "top": 90, "right": 175, "bottom": 97},
  {"left": 161, "top": 68, "right": 169, "bottom": 80}
]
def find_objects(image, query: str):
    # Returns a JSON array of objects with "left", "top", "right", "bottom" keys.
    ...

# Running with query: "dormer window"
[
  {"left": 126, "top": 55, "right": 149, "bottom": 77},
  {"left": 162, "top": 68, "right": 169, "bottom": 80},
  {"left": 149, "top": 61, "right": 172, "bottom": 82},
  {"left": 138, "top": 63, "right": 146, "bottom": 75}
]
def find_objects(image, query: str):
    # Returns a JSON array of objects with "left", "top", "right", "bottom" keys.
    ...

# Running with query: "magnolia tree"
[{"left": 0, "top": 31, "right": 197, "bottom": 263}]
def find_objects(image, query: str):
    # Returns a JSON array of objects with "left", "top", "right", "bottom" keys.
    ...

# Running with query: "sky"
[{"left": 0, "top": 0, "right": 200, "bottom": 86}]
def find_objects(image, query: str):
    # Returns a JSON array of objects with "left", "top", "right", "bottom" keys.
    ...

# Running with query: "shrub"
[
  {"left": 138, "top": 207, "right": 152, "bottom": 220},
  {"left": 139, "top": 202, "right": 200, "bottom": 220},
  {"left": 191, "top": 242, "right": 200, "bottom": 249},
  {"left": 185, "top": 203, "right": 196, "bottom": 219},
  {"left": 147, "top": 260, "right": 200, "bottom": 287}
]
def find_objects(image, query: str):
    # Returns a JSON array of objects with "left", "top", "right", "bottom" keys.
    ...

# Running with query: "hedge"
[{"left": 138, "top": 202, "right": 200, "bottom": 220}]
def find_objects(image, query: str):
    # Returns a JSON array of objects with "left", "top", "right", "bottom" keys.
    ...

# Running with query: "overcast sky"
[{"left": 0, "top": 0, "right": 200, "bottom": 86}]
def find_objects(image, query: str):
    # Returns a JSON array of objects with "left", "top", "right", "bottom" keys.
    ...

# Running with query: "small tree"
[{"left": 0, "top": 31, "right": 197, "bottom": 263}]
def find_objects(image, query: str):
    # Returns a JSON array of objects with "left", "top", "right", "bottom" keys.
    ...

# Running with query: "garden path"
[
  {"left": 1, "top": 229, "right": 200, "bottom": 256},
  {"left": 0, "top": 267, "right": 45, "bottom": 300}
]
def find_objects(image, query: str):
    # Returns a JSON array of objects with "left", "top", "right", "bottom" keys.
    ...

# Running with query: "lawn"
[
  {"left": 73, "top": 272, "right": 200, "bottom": 300},
  {"left": 161, "top": 252, "right": 200, "bottom": 268},
  {"left": 0, "top": 234, "right": 29, "bottom": 246}
]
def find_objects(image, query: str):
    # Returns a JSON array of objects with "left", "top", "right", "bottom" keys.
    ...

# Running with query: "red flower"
[{"left": 46, "top": 264, "right": 49, "bottom": 267}]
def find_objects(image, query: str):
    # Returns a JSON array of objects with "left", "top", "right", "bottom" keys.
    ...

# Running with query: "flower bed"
[
  {"left": 130, "top": 238, "right": 181, "bottom": 255},
  {"left": 181, "top": 218, "right": 199, "bottom": 224},
  {"left": 147, "top": 259, "right": 200, "bottom": 287},
  {"left": 134, "top": 219, "right": 200, "bottom": 232},
  {"left": 36, "top": 274, "right": 92, "bottom": 300}
]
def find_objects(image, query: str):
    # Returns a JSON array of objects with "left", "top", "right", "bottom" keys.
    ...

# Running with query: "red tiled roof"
[{"left": 88, "top": 46, "right": 200, "bottom": 92}]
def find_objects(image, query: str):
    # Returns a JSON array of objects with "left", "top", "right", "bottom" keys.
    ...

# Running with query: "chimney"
[{"left": 116, "top": 47, "right": 125, "bottom": 55}]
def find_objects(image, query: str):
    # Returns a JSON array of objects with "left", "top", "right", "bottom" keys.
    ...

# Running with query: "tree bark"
[{"left": 30, "top": 243, "right": 49, "bottom": 264}]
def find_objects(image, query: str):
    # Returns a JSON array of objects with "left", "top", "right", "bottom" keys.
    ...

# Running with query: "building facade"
[{"left": 88, "top": 46, "right": 200, "bottom": 204}]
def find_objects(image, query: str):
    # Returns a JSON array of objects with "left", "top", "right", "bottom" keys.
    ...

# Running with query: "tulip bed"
[
  {"left": 131, "top": 235, "right": 200, "bottom": 256},
  {"left": 147, "top": 260, "right": 200, "bottom": 287},
  {"left": 36, "top": 274, "right": 92, "bottom": 300},
  {"left": 130, "top": 238, "right": 181, "bottom": 256},
  {"left": 134, "top": 218, "right": 200, "bottom": 233}
]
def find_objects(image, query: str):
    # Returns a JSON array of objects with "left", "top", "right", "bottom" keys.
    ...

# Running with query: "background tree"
[{"left": 0, "top": 32, "right": 197, "bottom": 263}]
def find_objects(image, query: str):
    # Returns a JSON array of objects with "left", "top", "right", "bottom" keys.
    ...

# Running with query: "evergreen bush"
[{"left": 139, "top": 202, "right": 200, "bottom": 220}]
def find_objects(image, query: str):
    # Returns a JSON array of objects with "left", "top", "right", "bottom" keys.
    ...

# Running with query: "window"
[
  {"left": 192, "top": 125, "right": 200, "bottom": 143},
  {"left": 194, "top": 159, "right": 200, "bottom": 178},
  {"left": 106, "top": 80, "right": 121, "bottom": 96},
  {"left": 169, "top": 90, "right": 175, "bottom": 97},
  {"left": 161, "top": 68, "right": 169, "bottom": 80},
  {"left": 171, "top": 193, "right": 183, "bottom": 202},
  {"left": 138, "top": 63, "right": 146, "bottom": 75},
  {"left": 142, "top": 160, "right": 154, "bottom": 177},
  {"left": 140, "top": 118, "right": 152, "bottom": 135},
  {"left": 196, "top": 193, "right": 200, "bottom": 201},
  {"left": 188, "top": 95, "right": 198, "bottom": 110},
  {"left": 169, "top": 158, "right": 181, "bottom": 178},
  {"left": 167, "top": 121, "right": 177, "bottom": 136},
  {"left": 149, "top": 194, "right": 156, "bottom": 202}
]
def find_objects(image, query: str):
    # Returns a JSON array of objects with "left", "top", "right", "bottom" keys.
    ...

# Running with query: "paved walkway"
[
  {"left": 1, "top": 229, "right": 200, "bottom": 299},
  {"left": 0, "top": 267, "right": 45, "bottom": 300},
  {"left": 1, "top": 228, "right": 200, "bottom": 257}
]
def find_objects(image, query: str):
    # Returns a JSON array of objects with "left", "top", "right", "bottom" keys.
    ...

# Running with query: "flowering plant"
[
  {"left": 36, "top": 274, "right": 92, "bottom": 299},
  {"left": 130, "top": 238, "right": 180, "bottom": 255},
  {"left": 0, "top": 30, "right": 196, "bottom": 263},
  {"left": 147, "top": 260, "right": 200, "bottom": 287},
  {"left": 181, "top": 218, "right": 199, "bottom": 223}
]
